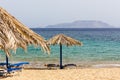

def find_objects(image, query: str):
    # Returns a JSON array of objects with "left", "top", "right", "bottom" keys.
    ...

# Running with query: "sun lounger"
[
  {"left": 7, "top": 62, "right": 29, "bottom": 73},
  {"left": 0, "top": 63, "right": 10, "bottom": 66},
  {"left": 0, "top": 69, "right": 7, "bottom": 76},
  {"left": 0, "top": 62, "right": 29, "bottom": 76},
  {"left": 44, "top": 64, "right": 59, "bottom": 69},
  {"left": 7, "top": 67, "right": 22, "bottom": 73},
  {"left": 9, "top": 62, "right": 29, "bottom": 67},
  {"left": 63, "top": 64, "right": 77, "bottom": 69},
  {"left": 0, "top": 62, "right": 29, "bottom": 74},
  {"left": 64, "top": 64, "right": 77, "bottom": 67}
]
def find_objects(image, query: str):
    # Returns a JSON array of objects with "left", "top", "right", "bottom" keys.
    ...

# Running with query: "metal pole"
[
  {"left": 6, "top": 55, "right": 9, "bottom": 69},
  {"left": 60, "top": 44, "right": 63, "bottom": 69}
]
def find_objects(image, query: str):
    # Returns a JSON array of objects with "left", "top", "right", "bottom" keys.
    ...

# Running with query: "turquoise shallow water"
[{"left": 1, "top": 28, "right": 120, "bottom": 67}]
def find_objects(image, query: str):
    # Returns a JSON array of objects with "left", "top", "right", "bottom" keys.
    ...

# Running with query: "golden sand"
[{"left": 1, "top": 68, "right": 120, "bottom": 80}]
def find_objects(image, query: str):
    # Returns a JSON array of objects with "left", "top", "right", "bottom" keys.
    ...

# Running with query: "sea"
[{"left": 1, "top": 28, "right": 120, "bottom": 68}]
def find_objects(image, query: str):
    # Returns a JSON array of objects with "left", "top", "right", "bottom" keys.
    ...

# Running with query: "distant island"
[{"left": 45, "top": 20, "right": 115, "bottom": 28}]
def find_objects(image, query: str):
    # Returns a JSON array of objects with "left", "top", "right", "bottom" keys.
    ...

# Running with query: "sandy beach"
[{"left": 1, "top": 68, "right": 120, "bottom": 80}]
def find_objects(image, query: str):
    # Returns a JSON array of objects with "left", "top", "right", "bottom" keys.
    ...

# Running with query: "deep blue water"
[{"left": 1, "top": 28, "right": 120, "bottom": 66}]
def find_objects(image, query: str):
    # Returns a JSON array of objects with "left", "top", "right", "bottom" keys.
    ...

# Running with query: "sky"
[{"left": 0, "top": 0, "right": 120, "bottom": 28}]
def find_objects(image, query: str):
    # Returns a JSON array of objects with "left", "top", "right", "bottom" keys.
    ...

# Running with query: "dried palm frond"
[
  {"left": 0, "top": 7, "right": 50, "bottom": 56},
  {"left": 47, "top": 34, "right": 82, "bottom": 46}
]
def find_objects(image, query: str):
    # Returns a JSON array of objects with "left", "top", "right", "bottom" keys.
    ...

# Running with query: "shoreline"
[
  {"left": 24, "top": 61, "right": 120, "bottom": 69},
  {"left": 1, "top": 60, "right": 120, "bottom": 68}
]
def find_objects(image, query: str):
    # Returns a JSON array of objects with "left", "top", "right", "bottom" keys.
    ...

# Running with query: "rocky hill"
[{"left": 46, "top": 20, "right": 114, "bottom": 28}]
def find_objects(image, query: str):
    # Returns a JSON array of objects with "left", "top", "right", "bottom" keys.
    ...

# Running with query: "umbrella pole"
[
  {"left": 6, "top": 55, "right": 9, "bottom": 69},
  {"left": 60, "top": 44, "right": 63, "bottom": 69}
]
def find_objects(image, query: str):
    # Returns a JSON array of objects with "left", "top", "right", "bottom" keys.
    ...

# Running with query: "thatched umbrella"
[
  {"left": 0, "top": 7, "right": 50, "bottom": 69},
  {"left": 47, "top": 34, "right": 82, "bottom": 69}
]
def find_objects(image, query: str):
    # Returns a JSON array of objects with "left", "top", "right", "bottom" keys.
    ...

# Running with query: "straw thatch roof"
[
  {"left": 0, "top": 7, "right": 50, "bottom": 56},
  {"left": 47, "top": 34, "right": 82, "bottom": 46}
]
